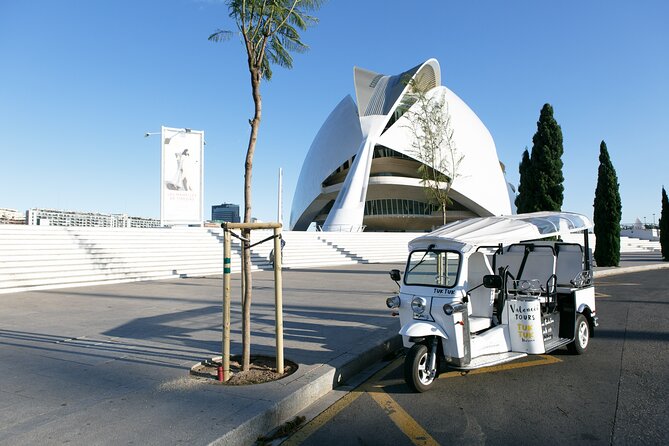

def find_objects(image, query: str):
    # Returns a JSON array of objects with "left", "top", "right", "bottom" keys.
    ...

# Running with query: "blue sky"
[{"left": 2, "top": 0, "right": 667, "bottom": 225}]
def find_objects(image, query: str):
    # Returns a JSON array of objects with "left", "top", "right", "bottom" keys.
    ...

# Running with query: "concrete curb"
[
  {"left": 209, "top": 333, "right": 403, "bottom": 446},
  {"left": 594, "top": 262, "right": 669, "bottom": 278}
]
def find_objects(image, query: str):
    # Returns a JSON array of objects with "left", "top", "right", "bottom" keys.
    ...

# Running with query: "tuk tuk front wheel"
[
  {"left": 404, "top": 343, "right": 436, "bottom": 393},
  {"left": 568, "top": 313, "right": 589, "bottom": 355}
]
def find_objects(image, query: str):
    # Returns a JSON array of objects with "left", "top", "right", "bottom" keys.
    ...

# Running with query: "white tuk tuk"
[{"left": 387, "top": 212, "right": 598, "bottom": 392}]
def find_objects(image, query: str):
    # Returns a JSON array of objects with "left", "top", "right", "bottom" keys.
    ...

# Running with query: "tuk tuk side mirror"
[
  {"left": 389, "top": 269, "right": 401, "bottom": 283},
  {"left": 483, "top": 274, "right": 503, "bottom": 289}
]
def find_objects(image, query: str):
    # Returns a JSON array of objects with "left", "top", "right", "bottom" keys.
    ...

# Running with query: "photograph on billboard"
[{"left": 160, "top": 126, "right": 204, "bottom": 226}]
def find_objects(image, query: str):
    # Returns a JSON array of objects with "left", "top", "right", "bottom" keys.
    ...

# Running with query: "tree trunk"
[{"left": 241, "top": 68, "right": 262, "bottom": 371}]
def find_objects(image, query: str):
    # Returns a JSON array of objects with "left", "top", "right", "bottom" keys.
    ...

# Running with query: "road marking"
[
  {"left": 286, "top": 354, "right": 561, "bottom": 445},
  {"left": 281, "top": 390, "right": 365, "bottom": 445},
  {"left": 597, "top": 282, "right": 640, "bottom": 286},
  {"left": 369, "top": 390, "right": 439, "bottom": 446},
  {"left": 365, "top": 355, "right": 561, "bottom": 446},
  {"left": 437, "top": 354, "right": 561, "bottom": 380},
  {"left": 372, "top": 354, "right": 562, "bottom": 387},
  {"left": 282, "top": 357, "right": 403, "bottom": 446},
  {"left": 372, "top": 378, "right": 405, "bottom": 387}
]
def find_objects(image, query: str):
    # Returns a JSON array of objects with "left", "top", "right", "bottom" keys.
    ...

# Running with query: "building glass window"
[{"left": 364, "top": 199, "right": 439, "bottom": 217}]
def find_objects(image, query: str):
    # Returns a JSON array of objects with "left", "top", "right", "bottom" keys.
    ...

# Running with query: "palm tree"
[{"left": 209, "top": 0, "right": 323, "bottom": 371}]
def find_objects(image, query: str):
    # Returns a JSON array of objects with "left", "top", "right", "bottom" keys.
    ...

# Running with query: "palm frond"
[
  {"left": 267, "top": 36, "right": 293, "bottom": 68},
  {"left": 278, "top": 25, "right": 307, "bottom": 53},
  {"left": 287, "top": 8, "right": 307, "bottom": 29},
  {"left": 208, "top": 29, "right": 234, "bottom": 42},
  {"left": 288, "top": 9, "right": 319, "bottom": 29},
  {"left": 295, "top": 0, "right": 325, "bottom": 12},
  {"left": 215, "top": 0, "right": 323, "bottom": 80}
]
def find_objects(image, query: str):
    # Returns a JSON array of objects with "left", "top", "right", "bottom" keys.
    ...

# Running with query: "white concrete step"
[{"left": 0, "top": 227, "right": 416, "bottom": 293}]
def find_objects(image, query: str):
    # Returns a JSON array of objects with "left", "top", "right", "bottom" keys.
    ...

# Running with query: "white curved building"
[{"left": 290, "top": 59, "right": 513, "bottom": 232}]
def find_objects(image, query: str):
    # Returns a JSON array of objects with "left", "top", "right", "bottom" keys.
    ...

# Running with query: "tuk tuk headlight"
[
  {"left": 386, "top": 295, "right": 401, "bottom": 309},
  {"left": 411, "top": 297, "right": 427, "bottom": 314},
  {"left": 443, "top": 302, "right": 467, "bottom": 315}
]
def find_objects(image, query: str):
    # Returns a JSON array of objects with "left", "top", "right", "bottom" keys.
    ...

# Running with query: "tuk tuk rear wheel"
[
  {"left": 404, "top": 343, "right": 435, "bottom": 393},
  {"left": 568, "top": 313, "right": 589, "bottom": 355}
]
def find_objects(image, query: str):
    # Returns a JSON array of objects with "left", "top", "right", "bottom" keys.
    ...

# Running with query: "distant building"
[
  {"left": 27, "top": 208, "right": 160, "bottom": 228},
  {"left": 621, "top": 217, "right": 660, "bottom": 241},
  {"left": 212, "top": 203, "right": 241, "bottom": 223},
  {"left": 0, "top": 208, "right": 26, "bottom": 225}
]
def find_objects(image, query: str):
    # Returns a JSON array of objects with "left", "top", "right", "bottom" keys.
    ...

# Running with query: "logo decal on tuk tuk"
[
  {"left": 516, "top": 323, "right": 535, "bottom": 341},
  {"left": 509, "top": 302, "right": 541, "bottom": 342},
  {"left": 508, "top": 303, "right": 539, "bottom": 321}
]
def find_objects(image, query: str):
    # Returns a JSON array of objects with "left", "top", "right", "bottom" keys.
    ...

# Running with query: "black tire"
[
  {"left": 404, "top": 343, "right": 435, "bottom": 393},
  {"left": 568, "top": 313, "right": 590, "bottom": 354}
]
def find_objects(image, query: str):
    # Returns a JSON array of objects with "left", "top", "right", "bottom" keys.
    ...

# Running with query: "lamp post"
[{"left": 277, "top": 167, "right": 283, "bottom": 224}]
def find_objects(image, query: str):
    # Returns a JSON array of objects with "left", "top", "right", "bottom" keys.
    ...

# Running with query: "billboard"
[{"left": 160, "top": 126, "right": 204, "bottom": 226}]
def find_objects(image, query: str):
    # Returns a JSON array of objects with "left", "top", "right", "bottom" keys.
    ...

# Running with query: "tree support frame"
[{"left": 221, "top": 222, "right": 284, "bottom": 382}]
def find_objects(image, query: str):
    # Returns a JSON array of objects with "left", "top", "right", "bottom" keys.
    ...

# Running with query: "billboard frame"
[{"left": 160, "top": 126, "right": 204, "bottom": 226}]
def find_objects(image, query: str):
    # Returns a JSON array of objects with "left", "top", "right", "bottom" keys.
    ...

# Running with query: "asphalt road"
[{"left": 281, "top": 269, "right": 669, "bottom": 446}]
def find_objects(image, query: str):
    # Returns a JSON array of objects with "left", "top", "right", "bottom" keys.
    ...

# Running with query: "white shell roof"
[
  {"left": 378, "top": 85, "right": 511, "bottom": 217},
  {"left": 290, "top": 58, "right": 513, "bottom": 230}
]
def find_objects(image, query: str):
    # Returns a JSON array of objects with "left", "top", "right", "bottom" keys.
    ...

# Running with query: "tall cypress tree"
[
  {"left": 530, "top": 104, "right": 564, "bottom": 211},
  {"left": 515, "top": 104, "right": 565, "bottom": 213},
  {"left": 593, "top": 141, "right": 622, "bottom": 266},
  {"left": 660, "top": 186, "right": 669, "bottom": 261},
  {"left": 515, "top": 148, "right": 532, "bottom": 213}
]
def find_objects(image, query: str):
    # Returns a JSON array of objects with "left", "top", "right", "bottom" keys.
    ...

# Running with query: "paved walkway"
[
  {"left": 596, "top": 251, "right": 668, "bottom": 276},
  {"left": 1, "top": 253, "right": 667, "bottom": 445}
]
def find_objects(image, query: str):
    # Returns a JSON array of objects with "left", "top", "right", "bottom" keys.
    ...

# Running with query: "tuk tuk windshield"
[{"left": 404, "top": 250, "right": 460, "bottom": 288}]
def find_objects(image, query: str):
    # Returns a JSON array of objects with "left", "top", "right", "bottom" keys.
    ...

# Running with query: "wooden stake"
[
  {"left": 222, "top": 229, "right": 231, "bottom": 382},
  {"left": 273, "top": 226, "right": 284, "bottom": 373}
]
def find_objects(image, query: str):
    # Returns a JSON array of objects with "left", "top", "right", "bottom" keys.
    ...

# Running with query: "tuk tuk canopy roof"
[{"left": 409, "top": 212, "right": 593, "bottom": 251}]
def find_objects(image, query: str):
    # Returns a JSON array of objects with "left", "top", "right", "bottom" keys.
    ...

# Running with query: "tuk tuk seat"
[
  {"left": 500, "top": 244, "right": 556, "bottom": 302},
  {"left": 555, "top": 243, "right": 585, "bottom": 291},
  {"left": 467, "top": 252, "right": 494, "bottom": 332}
]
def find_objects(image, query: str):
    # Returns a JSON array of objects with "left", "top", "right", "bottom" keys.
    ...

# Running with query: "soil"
[{"left": 190, "top": 355, "right": 298, "bottom": 385}]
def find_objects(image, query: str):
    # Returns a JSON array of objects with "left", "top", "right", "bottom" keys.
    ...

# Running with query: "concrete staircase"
[
  {"left": 1, "top": 225, "right": 660, "bottom": 294},
  {"left": 0, "top": 226, "right": 253, "bottom": 294},
  {"left": 561, "top": 233, "right": 661, "bottom": 253},
  {"left": 619, "top": 236, "right": 661, "bottom": 253},
  {"left": 282, "top": 231, "right": 358, "bottom": 268},
  {"left": 0, "top": 226, "right": 417, "bottom": 294},
  {"left": 317, "top": 232, "right": 417, "bottom": 263}
]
